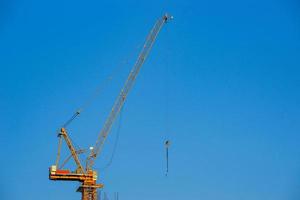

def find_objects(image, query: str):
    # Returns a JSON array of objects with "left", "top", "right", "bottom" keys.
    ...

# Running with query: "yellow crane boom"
[{"left": 60, "top": 128, "right": 85, "bottom": 173}]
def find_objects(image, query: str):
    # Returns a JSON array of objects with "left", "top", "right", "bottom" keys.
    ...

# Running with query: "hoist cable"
[
  {"left": 166, "top": 146, "right": 169, "bottom": 175},
  {"left": 165, "top": 140, "right": 170, "bottom": 176},
  {"left": 101, "top": 107, "right": 123, "bottom": 171},
  {"left": 163, "top": 19, "right": 172, "bottom": 177}
]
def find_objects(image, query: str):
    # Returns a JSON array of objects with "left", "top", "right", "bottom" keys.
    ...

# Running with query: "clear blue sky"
[{"left": 0, "top": 0, "right": 300, "bottom": 200}]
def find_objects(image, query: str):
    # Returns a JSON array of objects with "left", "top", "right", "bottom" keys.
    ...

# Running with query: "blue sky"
[{"left": 0, "top": 0, "right": 300, "bottom": 200}]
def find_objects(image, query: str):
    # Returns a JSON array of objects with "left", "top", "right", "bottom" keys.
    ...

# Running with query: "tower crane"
[{"left": 49, "top": 13, "right": 172, "bottom": 200}]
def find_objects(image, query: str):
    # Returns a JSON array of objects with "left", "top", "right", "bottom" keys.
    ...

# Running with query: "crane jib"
[{"left": 87, "top": 14, "right": 173, "bottom": 169}]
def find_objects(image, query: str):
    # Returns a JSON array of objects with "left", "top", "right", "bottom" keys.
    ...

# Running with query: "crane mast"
[
  {"left": 87, "top": 13, "right": 172, "bottom": 169},
  {"left": 49, "top": 13, "right": 172, "bottom": 200}
]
